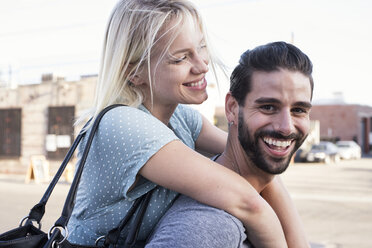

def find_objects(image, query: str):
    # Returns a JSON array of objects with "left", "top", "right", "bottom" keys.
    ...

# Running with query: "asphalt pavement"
[{"left": 282, "top": 157, "right": 372, "bottom": 248}]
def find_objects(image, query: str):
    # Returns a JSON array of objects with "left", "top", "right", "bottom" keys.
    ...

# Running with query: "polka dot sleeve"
[
  {"left": 171, "top": 104, "right": 203, "bottom": 144},
  {"left": 89, "top": 106, "right": 179, "bottom": 199}
]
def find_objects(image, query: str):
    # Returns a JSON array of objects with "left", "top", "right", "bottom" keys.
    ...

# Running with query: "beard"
[{"left": 237, "top": 109, "right": 307, "bottom": 175}]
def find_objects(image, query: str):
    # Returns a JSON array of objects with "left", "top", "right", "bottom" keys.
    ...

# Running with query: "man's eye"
[
  {"left": 292, "top": 108, "right": 308, "bottom": 114},
  {"left": 260, "top": 105, "right": 276, "bottom": 112}
]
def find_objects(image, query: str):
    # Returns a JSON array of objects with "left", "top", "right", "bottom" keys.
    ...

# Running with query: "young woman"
[{"left": 67, "top": 0, "right": 307, "bottom": 247}]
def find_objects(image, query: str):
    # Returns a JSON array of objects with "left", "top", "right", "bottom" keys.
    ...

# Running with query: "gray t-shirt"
[
  {"left": 67, "top": 104, "right": 202, "bottom": 245},
  {"left": 146, "top": 195, "right": 252, "bottom": 248}
]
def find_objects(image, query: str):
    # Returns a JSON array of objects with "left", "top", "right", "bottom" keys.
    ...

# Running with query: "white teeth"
[
  {"left": 263, "top": 137, "right": 291, "bottom": 147},
  {"left": 188, "top": 80, "right": 203, "bottom": 87}
]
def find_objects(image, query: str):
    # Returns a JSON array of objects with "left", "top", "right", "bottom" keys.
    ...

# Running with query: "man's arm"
[{"left": 260, "top": 176, "right": 310, "bottom": 248}]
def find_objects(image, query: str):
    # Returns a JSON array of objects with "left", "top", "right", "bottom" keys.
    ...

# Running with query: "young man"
[{"left": 145, "top": 41, "right": 314, "bottom": 248}]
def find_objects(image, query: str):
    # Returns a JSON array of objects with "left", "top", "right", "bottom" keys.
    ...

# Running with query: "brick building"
[{"left": 310, "top": 104, "right": 372, "bottom": 153}]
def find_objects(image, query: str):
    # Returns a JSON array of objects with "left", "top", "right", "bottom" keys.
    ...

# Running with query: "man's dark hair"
[{"left": 230, "top": 41, "right": 314, "bottom": 106}]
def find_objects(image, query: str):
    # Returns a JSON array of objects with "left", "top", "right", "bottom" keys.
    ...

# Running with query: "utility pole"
[
  {"left": 291, "top": 32, "right": 295, "bottom": 44},
  {"left": 8, "top": 65, "right": 12, "bottom": 88}
]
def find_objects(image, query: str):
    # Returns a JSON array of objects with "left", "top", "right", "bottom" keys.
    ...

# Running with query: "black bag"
[{"left": 0, "top": 104, "right": 152, "bottom": 248}]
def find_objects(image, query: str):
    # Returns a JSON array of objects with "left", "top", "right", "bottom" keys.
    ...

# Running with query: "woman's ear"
[
  {"left": 129, "top": 75, "right": 145, "bottom": 86},
  {"left": 225, "top": 92, "right": 239, "bottom": 125}
]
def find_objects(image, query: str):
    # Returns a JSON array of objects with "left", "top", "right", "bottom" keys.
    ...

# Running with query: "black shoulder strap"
[
  {"left": 55, "top": 104, "right": 125, "bottom": 227},
  {"left": 27, "top": 104, "right": 125, "bottom": 225},
  {"left": 41, "top": 103, "right": 154, "bottom": 247}
]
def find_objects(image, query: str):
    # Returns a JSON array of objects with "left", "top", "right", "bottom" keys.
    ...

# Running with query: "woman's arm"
[
  {"left": 261, "top": 176, "right": 310, "bottom": 248},
  {"left": 140, "top": 140, "right": 287, "bottom": 248},
  {"left": 195, "top": 115, "right": 227, "bottom": 155}
]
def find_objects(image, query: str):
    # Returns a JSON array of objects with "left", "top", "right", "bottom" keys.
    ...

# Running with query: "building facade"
[
  {"left": 310, "top": 104, "right": 372, "bottom": 153},
  {"left": 0, "top": 75, "right": 96, "bottom": 174}
]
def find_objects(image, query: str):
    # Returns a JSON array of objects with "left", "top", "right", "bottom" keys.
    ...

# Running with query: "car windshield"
[
  {"left": 337, "top": 144, "right": 350, "bottom": 148},
  {"left": 312, "top": 145, "right": 326, "bottom": 150}
]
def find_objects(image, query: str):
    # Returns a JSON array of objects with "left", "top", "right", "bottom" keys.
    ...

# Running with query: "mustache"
[{"left": 256, "top": 130, "right": 302, "bottom": 140}]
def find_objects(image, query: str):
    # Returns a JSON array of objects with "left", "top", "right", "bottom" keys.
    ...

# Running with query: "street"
[
  {"left": 282, "top": 158, "right": 372, "bottom": 248},
  {"left": 1, "top": 158, "right": 371, "bottom": 247}
]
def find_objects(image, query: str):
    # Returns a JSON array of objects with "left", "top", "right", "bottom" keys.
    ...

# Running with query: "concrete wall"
[{"left": 0, "top": 77, "right": 96, "bottom": 174}]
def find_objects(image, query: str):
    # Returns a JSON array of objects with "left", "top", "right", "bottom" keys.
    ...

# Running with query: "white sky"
[{"left": 1, "top": 0, "right": 372, "bottom": 107}]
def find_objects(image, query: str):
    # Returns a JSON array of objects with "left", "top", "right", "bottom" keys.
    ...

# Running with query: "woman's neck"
[{"left": 143, "top": 102, "right": 178, "bottom": 125}]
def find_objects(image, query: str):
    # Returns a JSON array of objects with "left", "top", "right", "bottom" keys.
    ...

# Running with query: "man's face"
[{"left": 238, "top": 68, "right": 312, "bottom": 174}]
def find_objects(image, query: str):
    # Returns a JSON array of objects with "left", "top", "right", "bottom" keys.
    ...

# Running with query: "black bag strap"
[
  {"left": 54, "top": 104, "right": 127, "bottom": 227},
  {"left": 102, "top": 190, "right": 153, "bottom": 247},
  {"left": 26, "top": 133, "right": 83, "bottom": 224},
  {"left": 26, "top": 104, "right": 125, "bottom": 224},
  {"left": 45, "top": 191, "right": 153, "bottom": 248},
  {"left": 25, "top": 103, "right": 153, "bottom": 247},
  {"left": 124, "top": 191, "right": 152, "bottom": 247}
]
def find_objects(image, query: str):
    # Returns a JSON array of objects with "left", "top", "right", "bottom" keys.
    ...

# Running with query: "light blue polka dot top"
[{"left": 67, "top": 104, "right": 202, "bottom": 245}]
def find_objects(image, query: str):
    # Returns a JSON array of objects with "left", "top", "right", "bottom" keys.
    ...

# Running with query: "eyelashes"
[{"left": 168, "top": 44, "right": 207, "bottom": 64}]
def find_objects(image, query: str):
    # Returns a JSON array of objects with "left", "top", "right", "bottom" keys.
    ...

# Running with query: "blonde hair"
[{"left": 77, "top": 0, "right": 223, "bottom": 127}]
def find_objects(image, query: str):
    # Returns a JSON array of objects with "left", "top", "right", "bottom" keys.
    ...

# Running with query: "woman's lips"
[{"left": 183, "top": 78, "right": 207, "bottom": 90}]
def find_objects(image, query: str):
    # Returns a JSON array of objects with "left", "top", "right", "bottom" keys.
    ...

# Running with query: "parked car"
[
  {"left": 305, "top": 141, "right": 340, "bottom": 164},
  {"left": 336, "top": 140, "right": 362, "bottom": 160}
]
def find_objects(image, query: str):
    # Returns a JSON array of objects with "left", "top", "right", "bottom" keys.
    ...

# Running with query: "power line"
[
  {"left": 0, "top": 21, "right": 104, "bottom": 38},
  {"left": 198, "top": 0, "right": 257, "bottom": 9}
]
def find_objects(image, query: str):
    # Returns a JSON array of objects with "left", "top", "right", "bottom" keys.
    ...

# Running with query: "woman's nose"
[{"left": 191, "top": 53, "right": 209, "bottom": 74}]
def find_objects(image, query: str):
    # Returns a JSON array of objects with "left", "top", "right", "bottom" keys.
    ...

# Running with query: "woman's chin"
[{"left": 193, "top": 94, "right": 208, "bottom": 104}]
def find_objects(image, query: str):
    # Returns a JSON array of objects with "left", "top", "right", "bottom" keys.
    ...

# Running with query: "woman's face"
[{"left": 138, "top": 18, "right": 210, "bottom": 110}]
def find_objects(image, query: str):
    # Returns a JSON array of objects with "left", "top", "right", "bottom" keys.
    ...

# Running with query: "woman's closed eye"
[
  {"left": 169, "top": 54, "right": 187, "bottom": 64},
  {"left": 171, "top": 56, "right": 187, "bottom": 64},
  {"left": 197, "top": 43, "right": 207, "bottom": 52}
]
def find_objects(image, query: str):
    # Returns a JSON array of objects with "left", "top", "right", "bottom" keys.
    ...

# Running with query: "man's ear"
[{"left": 225, "top": 92, "right": 239, "bottom": 125}]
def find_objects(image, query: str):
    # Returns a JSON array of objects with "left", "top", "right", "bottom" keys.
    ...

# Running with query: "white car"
[
  {"left": 306, "top": 141, "right": 341, "bottom": 164},
  {"left": 336, "top": 141, "right": 362, "bottom": 160}
]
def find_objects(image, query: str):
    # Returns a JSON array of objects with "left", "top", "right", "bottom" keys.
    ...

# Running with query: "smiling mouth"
[
  {"left": 263, "top": 137, "right": 292, "bottom": 151},
  {"left": 183, "top": 78, "right": 206, "bottom": 88}
]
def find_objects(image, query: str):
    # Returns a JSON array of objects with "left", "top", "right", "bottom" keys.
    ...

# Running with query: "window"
[
  {"left": 0, "top": 108, "right": 21, "bottom": 157},
  {"left": 47, "top": 106, "right": 75, "bottom": 159}
]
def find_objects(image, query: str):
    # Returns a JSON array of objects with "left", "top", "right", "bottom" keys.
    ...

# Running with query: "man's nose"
[{"left": 275, "top": 109, "right": 295, "bottom": 136}]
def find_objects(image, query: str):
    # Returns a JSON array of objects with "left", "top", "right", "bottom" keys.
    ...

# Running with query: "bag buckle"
[
  {"left": 48, "top": 225, "right": 69, "bottom": 245},
  {"left": 19, "top": 216, "right": 41, "bottom": 229},
  {"left": 95, "top": 235, "right": 106, "bottom": 246}
]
